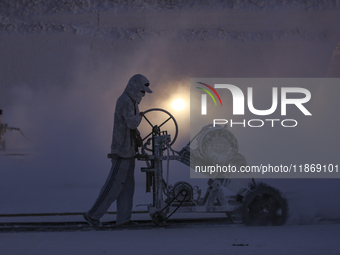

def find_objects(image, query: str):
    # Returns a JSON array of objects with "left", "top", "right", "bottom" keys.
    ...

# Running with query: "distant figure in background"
[
  {"left": 0, "top": 110, "right": 27, "bottom": 151},
  {"left": 326, "top": 40, "right": 340, "bottom": 77},
  {"left": 84, "top": 74, "right": 152, "bottom": 227}
]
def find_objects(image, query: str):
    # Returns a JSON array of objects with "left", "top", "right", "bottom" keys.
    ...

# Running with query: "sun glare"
[{"left": 171, "top": 99, "right": 186, "bottom": 111}]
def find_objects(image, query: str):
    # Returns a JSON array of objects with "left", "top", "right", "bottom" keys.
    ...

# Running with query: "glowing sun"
[{"left": 171, "top": 99, "right": 186, "bottom": 111}]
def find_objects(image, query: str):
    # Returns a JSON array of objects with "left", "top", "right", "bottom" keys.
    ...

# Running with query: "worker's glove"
[{"left": 131, "top": 129, "right": 143, "bottom": 148}]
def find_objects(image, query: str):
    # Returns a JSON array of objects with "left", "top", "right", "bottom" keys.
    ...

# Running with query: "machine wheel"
[
  {"left": 151, "top": 211, "right": 167, "bottom": 225},
  {"left": 198, "top": 126, "right": 238, "bottom": 165},
  {"left": 142, "top": 108, "right": 179, "bottom": 151},
  {"left": 241, "top": 183, "right": 288, "bottom": 226}
]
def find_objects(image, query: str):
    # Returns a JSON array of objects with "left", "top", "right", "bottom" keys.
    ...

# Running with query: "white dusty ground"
[
  {"left": 1, "top": 223, "right": 340, "bottom": 255},
  {"left": 1, "top": 1, "right": 340, "bottom": 254}
]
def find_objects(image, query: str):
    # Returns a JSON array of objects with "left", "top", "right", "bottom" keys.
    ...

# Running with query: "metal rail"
[
  {"left": 0, "top": 211, "right": 149, "bottom": 218},
  {"left": 0, "top": 217, "right": 234, "bottom": 233}
]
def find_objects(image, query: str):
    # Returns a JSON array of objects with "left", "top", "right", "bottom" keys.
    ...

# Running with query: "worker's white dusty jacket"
[{"left": 110, "top": 74, "right": 150, "bottom": 158}]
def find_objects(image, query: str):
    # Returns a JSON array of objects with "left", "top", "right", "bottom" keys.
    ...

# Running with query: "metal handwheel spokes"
[{"left": 141, "top": 108, "right": 179, "bottom": 151}]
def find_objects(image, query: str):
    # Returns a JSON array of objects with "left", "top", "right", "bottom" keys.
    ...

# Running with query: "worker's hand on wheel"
[{"left": 140, "top": 112, "right": 144, "bottom": 117}]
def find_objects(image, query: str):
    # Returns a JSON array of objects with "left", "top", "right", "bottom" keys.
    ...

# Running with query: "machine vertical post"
[{"left": 153, "top": 135, "right": 164, "bottom": 211}]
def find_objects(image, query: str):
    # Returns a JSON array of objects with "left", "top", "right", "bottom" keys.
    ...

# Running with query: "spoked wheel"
[
  {"left": 141, "top": 108, "right": 179, "bottom": 151},
  {"left": 241, "top": 184, "right": 288, "bottom": 226}
]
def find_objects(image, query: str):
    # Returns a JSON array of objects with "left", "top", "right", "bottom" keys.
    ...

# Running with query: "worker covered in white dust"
[{"left": 84, "top": 74, "right": 152, "bottom": 227}]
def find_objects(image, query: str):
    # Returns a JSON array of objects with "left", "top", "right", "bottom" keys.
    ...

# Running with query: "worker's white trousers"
[{"left": 87, "top": 156, "right": 135, "bottom": 225}]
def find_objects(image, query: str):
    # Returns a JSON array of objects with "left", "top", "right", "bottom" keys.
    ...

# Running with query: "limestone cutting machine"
[{"left": 136, "top": 108, "right": 288, "bottom": 226}]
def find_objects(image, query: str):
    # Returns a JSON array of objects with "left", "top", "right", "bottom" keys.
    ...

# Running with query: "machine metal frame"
[{"left": 135, "top": 108, "right": 288, "bottom": 226}]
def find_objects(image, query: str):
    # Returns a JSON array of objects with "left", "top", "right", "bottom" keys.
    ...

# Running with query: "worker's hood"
[{"left": 124, "top": 74, "right": 152, "bottom": 104}]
